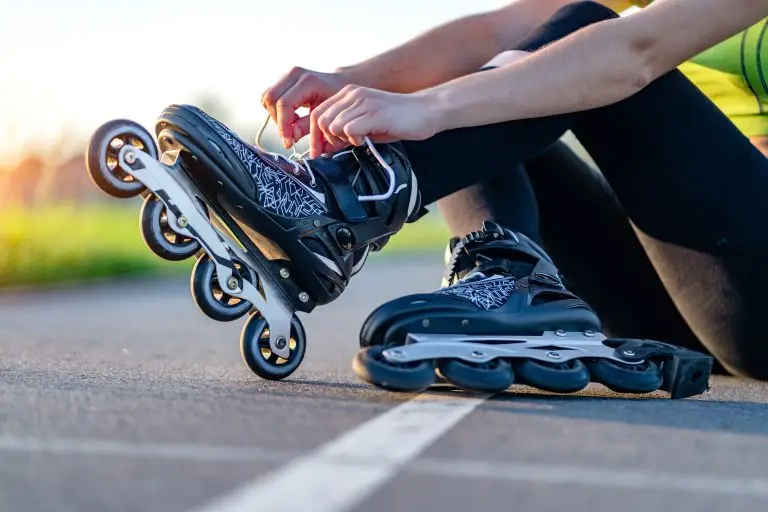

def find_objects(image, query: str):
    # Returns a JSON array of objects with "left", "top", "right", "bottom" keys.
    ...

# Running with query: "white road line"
[
  {"left": 0, "top": 437, "right": 292, "bottom": 463},
  {"left": 189, "top": 393, "right": 489, "bottom": 512},
  {"left": 4, "top": 425, "right": 768, "bottom": 499},
  {"left": 412, "top": 458, "right": 768, "bottom": 497}
]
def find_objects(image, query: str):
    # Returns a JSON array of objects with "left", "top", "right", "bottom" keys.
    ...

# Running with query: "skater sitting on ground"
[{"left": 261, "top": 0, "right": 768, "bottom": 380}]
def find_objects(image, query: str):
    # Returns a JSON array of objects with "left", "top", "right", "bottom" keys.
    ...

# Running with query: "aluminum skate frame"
[
  {"left": 382, "top": 331, "right": 643, "bottom": 365},
  {"left": 117, "top": 145, "right": 294, "bottom": 359}
]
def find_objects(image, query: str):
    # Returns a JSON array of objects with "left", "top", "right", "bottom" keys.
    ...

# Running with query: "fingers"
[
  {"left": 292, "top": 116, "right": 311, "bottom": 143},
  {"left": 261, "top": 67, "right": 303, "bottom": 125},
  {"left": 318, "top": 96, "right": 358, "bottom": 147},
  {"left": 310, "top": 89, "right": 351, "bottom": 158},
  {"left": 327, "top": 105, "right": 368, "bottom": 145},
  {"left": 262, "top": 68, "right": 323, "bottom": 148},
  {"left": 344, "top": 115, "right": 383, "bottom": 146},
  {"left": 310, "top": 85, "right": 376, "bottom": 157}
]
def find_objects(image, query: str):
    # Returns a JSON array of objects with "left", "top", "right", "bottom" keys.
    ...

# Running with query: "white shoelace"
[{"left": 254, "top": 114, "right": 396, "bottom": 202}]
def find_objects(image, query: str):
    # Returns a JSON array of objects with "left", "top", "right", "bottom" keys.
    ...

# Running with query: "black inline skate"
[
  {"left": 354, "top": 221, "right": 713, "bottom": 398},
  {"left": 85, "top": 104, "right": 424, "bottom": 380}
]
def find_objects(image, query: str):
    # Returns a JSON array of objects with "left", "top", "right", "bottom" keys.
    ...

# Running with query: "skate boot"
[
  {"left": 85, "top": 104, "right": 424, "bottom": 381},
  {"left": 354, "top": 221, "right": 713, "bottom": 398}
]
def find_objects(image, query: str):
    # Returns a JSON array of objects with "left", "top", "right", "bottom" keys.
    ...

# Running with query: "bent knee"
[
  {"left": 556, "top": 1, "right": 619, "bottom": 23},
  {"left": 516, "top": 2, "right": 619, "bottom": 52}
]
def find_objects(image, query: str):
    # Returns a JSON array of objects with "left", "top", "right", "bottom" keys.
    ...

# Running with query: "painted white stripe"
[
  {"left": 189, "top": 393, "right": 488, "bottom": 512},
  {"left": 411, "top": 458, "right": 768, "bottom": 497},
  {"left": 0, "top": 437, "right": 292, "bottom": 463},
  {"left": 5, "top": 432, "right": 768, "bottom": 498}
]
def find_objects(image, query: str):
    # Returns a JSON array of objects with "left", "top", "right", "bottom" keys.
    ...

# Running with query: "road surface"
[{"left": 1, "top": 256, "right": 768, "bottom": 512}]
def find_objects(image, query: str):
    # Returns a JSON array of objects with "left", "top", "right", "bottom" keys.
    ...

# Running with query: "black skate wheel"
[
  {"left": 191, "top": 255, "right": 257, "bottom": 322},
  {"left": 352, "top": 346, "right": 436, "bottom": 392},
  {"left": 240, "top": 312, "right": 306, "bottom": 380},
  {"left": 86, "top": 119, "right": 157, "bottom": 198},
  {"left": 437, "top": 358, "right": 515, "bottom": 393},
  {"left": 515, "top": 359, "right": 591, "bottom": 393},
  {"left": 588, "top": 359, "right": 663, "bottom": 395},
  {"left": 140, "top": 195, "right": 201, "bottom": 261}
]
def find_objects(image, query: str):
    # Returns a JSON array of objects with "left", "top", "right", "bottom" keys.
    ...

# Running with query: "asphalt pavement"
[{"left": 1, "top": 256, "right": 768, "bottom": 512}]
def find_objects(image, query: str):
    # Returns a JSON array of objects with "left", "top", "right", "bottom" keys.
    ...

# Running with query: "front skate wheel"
[
  {"left": 352, "top": 346, "right": 436, "bottom": 392},
  {"left": 240, "top": 312, "right": 306, "bottom": 380},
  {"left": 191, "top": 255, "right": 257, "bottom": 322},
  {"left": 515, "top": 359, "right": 591, "bottom": 393},
  {"left": 588, "top": 359, "right": 663, "bottom": 394},
  {"left": 86, "top": 120, "right": 157, "bottom": 198},
  {"left": 437, "top": 358, "right": 515, "bottom": 393},
  {"left": 140, "top": 195, "right": 201, "bottom": 261}
]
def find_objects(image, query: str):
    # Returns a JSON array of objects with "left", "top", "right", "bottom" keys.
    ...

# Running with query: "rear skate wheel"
[
  {"left": 515, "top": 359, "right": 591, "bottom": 393},
  {"left": 437, "top": 358, "right": 515, "bottom": 393},
  {"left": 352, "top": 346, "right": 436, "bottom": 392},
  {"left": 86, "top": 120, "right": 157, "bottom": 198},
  {"left": 588, "top": 359, "right": 663, "bottom": 394},
  {"left": 140, "top": 195, "right": 201, "bottom": 261},
  {"left": 191, "top": 255, "right": 257, "bottom": 322},
  {"left": 240, "top": 312, "right": 306, "bottom": 380}
]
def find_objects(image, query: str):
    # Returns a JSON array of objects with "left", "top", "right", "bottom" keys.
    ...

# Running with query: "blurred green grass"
[{"left": 0, "top": 203, "right": 450, "bottom": 287}]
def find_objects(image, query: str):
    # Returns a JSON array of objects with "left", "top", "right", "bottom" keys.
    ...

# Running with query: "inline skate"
[
  {"left": 85, "top": 104, "right": 424, "bottom": 380},
  {"left": 354, "top": 221, "right": 713, "bottom": 398}
]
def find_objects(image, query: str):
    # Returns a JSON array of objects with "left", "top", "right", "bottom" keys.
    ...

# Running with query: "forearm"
[
  {"left": 428, "top": 18, "right": 640, "bottom": 129},
  {"left": 339, "top": 0, "right": 571, "bottom": 93},
  {"left": 427, "top": 0, "right": 768, "bottom": 131}
]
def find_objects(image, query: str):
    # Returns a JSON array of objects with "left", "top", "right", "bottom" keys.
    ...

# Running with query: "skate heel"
[{"left": 661, "top": 349, "right": 713, "bottom": 399}]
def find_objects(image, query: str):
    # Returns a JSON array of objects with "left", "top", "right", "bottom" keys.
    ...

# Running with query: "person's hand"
[
  {"left": 261, "top": 67, "right": 351, "bottom": 148},
  {"left": 309, "top": 86, "right": 440, "bottom": 158}
]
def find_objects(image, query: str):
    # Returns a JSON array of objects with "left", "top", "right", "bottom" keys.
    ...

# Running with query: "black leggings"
[{"left": 400, "top": 1, "right": 768, "bottom": 379}]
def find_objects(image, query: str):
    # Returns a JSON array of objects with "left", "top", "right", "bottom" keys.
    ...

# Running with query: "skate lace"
[{"left": 255, "top": 114, "right": 397, "bottom": 202}]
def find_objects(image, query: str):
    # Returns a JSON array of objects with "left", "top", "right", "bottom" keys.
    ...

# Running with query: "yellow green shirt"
[{"left": 608, "top": 1, "right": 768, "bottom": 137}]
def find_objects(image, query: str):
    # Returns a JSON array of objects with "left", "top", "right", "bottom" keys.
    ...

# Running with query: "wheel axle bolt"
[
  {"left": 624, "top": 349, "right": 636, "bottom": 356},
  {"left": 471, "top": 351, "right": 485, "bottom": 358},
  {"left": 177, "top": 216, "right": 189, "bottom": 228},
  {"left": 555, "top": 329, "right": 566, "bottom": 337},
  {"left": 275, "top": 337, "right": 287, "bottom": 350},
  {"left": 279, "top": 268, "right": 290, "bottom": 279},
  {"left": 584, "top": 330, "right": 595, "bottom": 337},
  {"left": 388, "top": 349, "right": 405, "bottom": 359},
  {"left": 227, "top": 277, "right": 238, "bottom": 290},
  {"left": 547, "top": 351, "right": 561, "bottom": 359},
  {"left": 124, "top": 151, "right": 136, "bottom": 164},
  {"left": 298, "top": 292, "right": 310, "bottom": 303}
]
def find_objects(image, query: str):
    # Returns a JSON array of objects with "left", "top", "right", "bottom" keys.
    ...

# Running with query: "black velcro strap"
[{"left": 312, "top": 159, "right": 367, "bottom": 222}]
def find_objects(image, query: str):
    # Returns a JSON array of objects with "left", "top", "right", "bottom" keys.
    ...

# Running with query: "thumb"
[{"left": 292, "top": 116, "right": 311, "bottom": 142}]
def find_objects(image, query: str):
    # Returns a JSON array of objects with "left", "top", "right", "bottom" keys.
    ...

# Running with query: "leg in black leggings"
[{"left": 401, "top": 1, "right": 768, "bottom": 378}]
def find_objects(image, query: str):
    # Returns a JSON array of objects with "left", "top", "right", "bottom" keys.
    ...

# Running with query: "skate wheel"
[
  {"left": 140, "top": 195, "right": 201, "bottom": 261},
  {"left": 352, "top": 346, "right": 436, "bottom": 392},
  {"left": 437, "top": 358, "right": 515, "bottom": 393},
  {"left": 588, "top": 359, "right": 663, "bottom": 394},
  {"left": 240, "top": 312, "right": 306, "bottom": 380},
  {"left": 86, "top": 119, "right": 157, "bottom": 198},
  {"left": 191, "top": 255, "right": 257, "bottom": 322},
  {"left": 515, "top": 359, "right": 591, "bottom": 393}
]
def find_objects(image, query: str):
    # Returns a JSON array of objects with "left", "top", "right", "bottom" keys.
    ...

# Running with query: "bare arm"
[
  {"left": 425, "top": 0, "right": 768, "bottom": 131},
  {"left": 338, "top": 0, "right": 573, "bottom": 93},
  {"left": 264, "top": 0, "right": 577, "bottom": 146}
]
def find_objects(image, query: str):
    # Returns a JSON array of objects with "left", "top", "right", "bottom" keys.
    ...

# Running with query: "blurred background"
[{"left": 0, "top": 0, "right": 532, "bottom": 288}]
